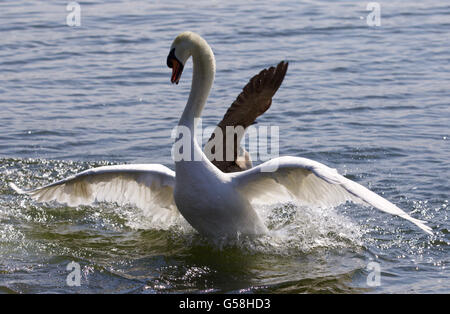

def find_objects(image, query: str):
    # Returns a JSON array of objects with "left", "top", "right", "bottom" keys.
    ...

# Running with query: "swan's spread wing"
[
  {"left": 10, "top": 164, "right": 177, "bottom": 213},
  {"left": 231, "top": 156, "right": 432, "bottom": 234},
  {"left": 205, "top": 61, "right": 288, "bottom": 173}
]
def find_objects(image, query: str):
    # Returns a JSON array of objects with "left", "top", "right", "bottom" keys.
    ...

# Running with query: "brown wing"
[{"left": 204, "top": 61, "right": 288, "bottom": 173}]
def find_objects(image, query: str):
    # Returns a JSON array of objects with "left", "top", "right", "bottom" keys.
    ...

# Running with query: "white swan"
[{"left": 10, "top": 31, "right": 432, "bottom": 237}]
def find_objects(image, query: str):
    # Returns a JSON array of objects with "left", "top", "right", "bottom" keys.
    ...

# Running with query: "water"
[{"left": 0, "top": 0, "right": 449, "bottom": 293}]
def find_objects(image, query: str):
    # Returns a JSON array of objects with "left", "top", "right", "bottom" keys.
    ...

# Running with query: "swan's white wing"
[
  {"left": 230, "top": 156, "right": 432, "bottom": 235},
  {"left": 10, "top": 164, "right": 177, "bottom": 214}
]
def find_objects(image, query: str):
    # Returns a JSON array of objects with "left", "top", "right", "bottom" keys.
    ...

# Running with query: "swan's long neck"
[
  {"left": 175, "top": 37, "right": 216, "bottom": 172},
  {"left": 178, "top": 41, "right": 215, "bottom": 132}
]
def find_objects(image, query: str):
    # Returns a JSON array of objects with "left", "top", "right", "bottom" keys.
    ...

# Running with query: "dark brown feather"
[{"left": 204, "top": 61, "right": 288, "bottom": 173}]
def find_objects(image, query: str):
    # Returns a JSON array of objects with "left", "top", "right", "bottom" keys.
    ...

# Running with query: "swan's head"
[
  {"left": 167, "top": 47, "right": 184, "bottom": 85},
  {"left": 167, "top": 32, "right": 193, "bottom": 84},
  {"left": 167, "top": 31, "right": 213, "bottom": 84}
]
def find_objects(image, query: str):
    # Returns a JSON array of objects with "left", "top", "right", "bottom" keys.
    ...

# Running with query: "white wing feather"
[
  {"left": 9, "top": 164, "right": 177, "bottom": 215},
  {"left": 231, "top": 156, "right": 432, "bottom": 235}
]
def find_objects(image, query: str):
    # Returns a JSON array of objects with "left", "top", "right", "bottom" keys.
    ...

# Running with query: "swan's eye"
[
  {"left": 167, "top": 48, "right": 184, "bottom": 85},
  {"left": 167, "top": 48, "right": 176, "bottom": 68}
]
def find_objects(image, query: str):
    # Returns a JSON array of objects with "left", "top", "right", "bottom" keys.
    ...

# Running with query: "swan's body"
[
  {"left": 169, "top": 32, "right": 269, "bottom": 237},
  {"left": 10, "top": 31, "right": 432, "bottom": 237}
]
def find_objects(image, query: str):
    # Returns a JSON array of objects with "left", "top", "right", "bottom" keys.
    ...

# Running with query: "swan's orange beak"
[
  {"left": 167, "top": 48, "right": 184, "bottom": 85},
  {"left": 171, "top": 60, "right": 183, "bottom": 84}
]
